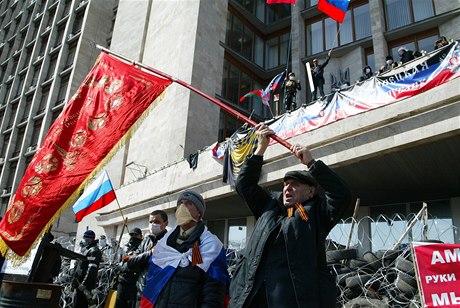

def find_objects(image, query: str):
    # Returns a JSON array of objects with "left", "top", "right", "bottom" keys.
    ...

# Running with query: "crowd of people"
[
  {"left": 63, "top": 122, "right": 352, "bottom": 308},
  {"left": 278, "top": 35, "right": 451, "bottom": 113}
]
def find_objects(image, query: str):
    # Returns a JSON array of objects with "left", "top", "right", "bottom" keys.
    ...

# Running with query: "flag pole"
[{"left": 95, "top": 45, "right": 292, "bottom": 150}]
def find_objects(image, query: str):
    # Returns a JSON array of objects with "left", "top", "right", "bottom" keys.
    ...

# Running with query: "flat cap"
[{"left": 284, "top": 170, "right": 317, "bottom": 187}]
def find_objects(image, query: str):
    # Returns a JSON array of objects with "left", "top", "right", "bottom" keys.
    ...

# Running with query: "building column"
[
  {"left": 369, "top": 0, "right": 388, "bottom": 70},
  {"left": 291, "top": 0, "right": 306, "bottom": 106}
]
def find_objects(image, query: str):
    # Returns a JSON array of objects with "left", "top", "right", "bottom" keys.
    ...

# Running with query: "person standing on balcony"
[{"left": 311, "top": 49, "right": 332, "bottom": 101}]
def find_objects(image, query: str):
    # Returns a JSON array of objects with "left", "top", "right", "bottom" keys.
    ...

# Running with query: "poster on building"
[{"left": 412, "top": 242, "right": 460, "bottom": 307}]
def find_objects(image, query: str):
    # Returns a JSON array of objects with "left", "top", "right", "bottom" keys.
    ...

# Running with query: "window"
[
  {"left": 0, "top": 133, "right": 11, "bottom": 158},
  {"left": 30, "top": 65, "right": 41, "bottom": 87},
  {"left": 306, "top": 2, "right": 372, "bottom": 55},
  {"left": 5, "top": 161, "right": 17, "bottom": 193},
  {"left": 7, "top": 102, "right": 18, "bottom": 128},
  {"left": 72, "top": 12, "right": 84, "bottom": 34},
  {"left": 37, "top": 86, "right": 50, "bottom": 114},
  {"left": 30, "top": 119, "right": 42, "bottom": 147},
  {"left": 384, "top": 0, "right": 434, "bottom": 31},
  {"left": 232, "top": 0, "right": 290, "bottom": 25},
  {"left": 57, "top": 76, "right": 69, "bottom": 102},
  {"left": 21, "top": 95, "right": 33, "bottom": 122},
  {"left": 12, "top": 126, "right": 25, "bottom": 156},
  {"left": 45, "top": 55, "right": 57, "bottom": 80},
  {"left": 265, "top": 32, "right": 289, "bottom": 69},
  {"left": 65, "top": 42, "right": 77, "bottom": 68},
  {"left": 15, "top": 74, "right": 25, "bottom": 98},
  {"left": 369, "top": 201, "right": 453, "bottom": 251}
]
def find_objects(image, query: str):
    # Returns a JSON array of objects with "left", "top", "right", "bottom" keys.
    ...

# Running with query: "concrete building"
[
  {"left": 0, "top": 0, "right": 117, "bottom": 237},
  {"left": 1, "top": 0, "right": 459, "bottom": 250}
]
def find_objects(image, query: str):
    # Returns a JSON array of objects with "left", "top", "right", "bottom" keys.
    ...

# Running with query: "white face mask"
[
  {"left": 386, "top": 59, "right": 393, "bottom": 65},
  {"left": 99, "top": 239, "right": 106, "bottom": 247},
  {"left": 289, "top": 76, "right": 295, "bottom": 80},
  {"left": 149, "top": 223, "right": 162, "bottom": 235},
  {"left": 175, "top": 204, "right": 197, "bottom": 226},
  {"left": 365, "top": 68, "right": 371, "bottom": 74}
]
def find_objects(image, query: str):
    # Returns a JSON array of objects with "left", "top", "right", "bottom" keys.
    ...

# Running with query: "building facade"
[
  {"left": 0, "top": 0, "right": 117, "bottom": 237},
  {"left": 1, "top": 0, "right": 459, "bottom": 250}
]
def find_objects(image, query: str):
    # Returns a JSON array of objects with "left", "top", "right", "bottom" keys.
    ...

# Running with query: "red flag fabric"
[
  {"left": 317, "top": 0, "right": 350, "bottom": 23},
  {"left": 267, "top": 0, "right": 296, "bottom": 4},
  {"left": 0, "top": 52, "right": 171, "bottom": 258}
]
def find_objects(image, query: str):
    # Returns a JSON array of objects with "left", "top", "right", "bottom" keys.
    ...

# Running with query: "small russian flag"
[
  {"left": 318, "top": 0, "right": 350, "bottom": 23},
  {"left": 72, "top": 170, "right": 116, "bottom": 222}
]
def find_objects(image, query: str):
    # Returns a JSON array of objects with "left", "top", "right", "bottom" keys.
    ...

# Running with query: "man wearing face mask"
[
  {"left": 140, "top": 191, "right": 230, "bottom": 307},
  {"left": 125, "top": 210, "right": 169, "bottom": 304},
  {"left": 73, "top": 230, "right": 102, "bottom": 308},
  {"left": 359, "top": 65, "right": 374, "bottom": 82},
  {"left": 379, "top": 55, "right": 398, "bottom": 74},
  {"left": 229, "top": 123, "right": 352, "bottom": 308},
  {"left": 283, "top": 72, "right": 301, "bottom": 113}
]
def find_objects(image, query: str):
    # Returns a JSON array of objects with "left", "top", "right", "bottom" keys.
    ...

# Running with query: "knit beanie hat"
[
  {"left": 83, "top": 230, "right": 96, "bottom": 239},
  {"left": 177, "top": 190, "right": 206, "bottom": 218}
]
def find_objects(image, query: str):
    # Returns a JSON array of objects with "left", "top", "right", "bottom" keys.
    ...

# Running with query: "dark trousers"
[
  {"left": 115, "top": 281, "right": 138, "bottom": 308},
  {"left": 285, "top": 93, "right": 297, "bottom": 112},
  {"left": 73, "top": 289, "right": 90, "bottom": 308},
  {"left": 313, "top": 80, "right": 325, "bottom": 100}
]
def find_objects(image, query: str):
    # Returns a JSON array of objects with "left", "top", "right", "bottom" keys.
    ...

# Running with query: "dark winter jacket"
[
  {"left": 127, "top": 230, "right": 167, "bottom": 293},
  {"left": 74, "top": 241, "right": 102, "bottom": 291},
  {"left": 312, "top": 57, "right": 330, "bottom": 82},
  {"left": 118, "top": 237, "right": 143, "bottom": 285},
  {"left": 400, "top": 49, "right": 422, "bottom": 64},
  {"left": 229, "top": 155, "right": 352, "bottom": 308},
  {"left": 151, "top": 222, "right": 227, "bottom": 308}
]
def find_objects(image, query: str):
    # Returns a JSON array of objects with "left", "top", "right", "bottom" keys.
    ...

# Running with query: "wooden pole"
[
  {"left": 346, "top": 198, "right": 360, "bottom": 249},
  {"left": 95, "top": 45, "right": 292, "bottom": 150}
]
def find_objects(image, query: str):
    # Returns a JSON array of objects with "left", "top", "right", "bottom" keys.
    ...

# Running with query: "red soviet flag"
[{"left": 0, "top": 52, "right": 171, "bottom": 258}]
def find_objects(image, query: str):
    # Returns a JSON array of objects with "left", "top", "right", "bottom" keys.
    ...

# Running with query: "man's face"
[
  {"left": 149, "top": 214, "right": 168, "bottom": 231},
  {"left": 283, "top": 179, "right": 313, "bottom": 207},
  {"left": 177, "top": 200, "right": 201, "bottom": 221}
]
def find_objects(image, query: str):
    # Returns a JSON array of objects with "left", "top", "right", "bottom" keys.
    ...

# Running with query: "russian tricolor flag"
[
  {"left": 72, "top": 170, "right": 116, "bottom": 222},
  {"left": 318, "top": 0, "right": 350, "bottom": 23}
]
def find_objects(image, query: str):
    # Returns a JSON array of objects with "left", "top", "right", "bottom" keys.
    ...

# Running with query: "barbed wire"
[{"left": 53, "top": 213, "right": 457, "bottom": 307}]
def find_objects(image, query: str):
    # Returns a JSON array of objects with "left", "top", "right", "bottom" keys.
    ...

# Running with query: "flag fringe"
[{"left": 0, "top": 89, "right": 168, "bottom": 265}]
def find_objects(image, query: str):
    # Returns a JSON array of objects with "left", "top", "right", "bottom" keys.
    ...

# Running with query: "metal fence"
[{"left": 54, "top": 210, "right": 458, "bottom": 307}]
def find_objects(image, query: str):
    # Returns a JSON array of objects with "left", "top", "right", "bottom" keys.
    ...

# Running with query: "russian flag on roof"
[
  {"left": 318, "top": 0, "right": 350, "bottom": 23},
  {"left": 72, "top": 170, "right": 116, "bottom": 222}
]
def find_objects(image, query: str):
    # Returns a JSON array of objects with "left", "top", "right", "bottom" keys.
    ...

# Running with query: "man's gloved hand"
[{"left": 77, "top": 284, "right": 87, "bottom": 292}]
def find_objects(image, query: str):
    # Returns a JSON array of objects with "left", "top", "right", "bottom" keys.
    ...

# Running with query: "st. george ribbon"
[{"left": 96, "top": 45, "right": 292, "bottom": 150}]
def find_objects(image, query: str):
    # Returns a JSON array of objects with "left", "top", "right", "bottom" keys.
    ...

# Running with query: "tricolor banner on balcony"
[
  {"left": 0, "top": 52, "right": 172, "bottom": 259},
  {"left": 213, "top": 40, "right": 460, "bottom": 179}
]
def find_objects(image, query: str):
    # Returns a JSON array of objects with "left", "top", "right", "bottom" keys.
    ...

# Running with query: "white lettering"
[
  {"left": 433, "top": 293, "right": 449, "bottom": 306},
  {"left": 432, "top": 292, "right": 460, "bottom": 306},
  {"left": 432, "top": 249, "right": 460, "bottom": 264},
  {"left": 424, "top": 274, "right": 457, "bottom": 284},
  {"left": 445, "top": 248, "right": 460, "bottom": 263}
]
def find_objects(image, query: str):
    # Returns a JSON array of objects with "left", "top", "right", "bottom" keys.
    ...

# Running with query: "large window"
[
  {"left": 221, "top": 59, "right": 278, "bottom": 121},
  {"left": 369, "top": 201, "right": 454, "bottom": 251},
  {"left": 266, "top": 34, "right": 290, "bottom": 69},
  {"left": 385, "top": 0, "right": 434, "bottom": 31},
  {"left": 232, "top": 0, "right": 290, "bottom": 24},
  {"left": 306, "top": 2, "right": 371, "bottom": 55},
  {"left": 226, "top": 10, "right": 289, "bottom": 69}
]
